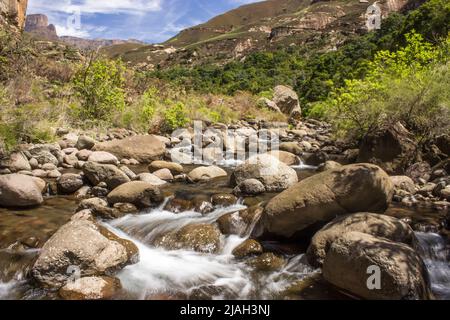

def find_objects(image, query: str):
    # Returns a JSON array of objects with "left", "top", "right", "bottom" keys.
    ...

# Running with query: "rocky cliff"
[
  {"left": 0, "top": 0, "right": 28, "bottom": 30},
  {"left": 25, "top": 14, "right": 58, "bottom": 40}
]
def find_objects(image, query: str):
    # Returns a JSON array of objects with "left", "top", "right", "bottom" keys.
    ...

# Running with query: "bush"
[
  {"left": 72, "top": 58, "right": 126, "bottom": 124},
  {"left": 162, "top": 101, "right": 190, "bottom": 131},
  {"left": 320, "top": 33, "right": 450, "bottom": 140}
]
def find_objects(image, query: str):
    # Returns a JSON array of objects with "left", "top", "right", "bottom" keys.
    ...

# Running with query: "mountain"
[
  {"left": 25, "top": 14, "right": 58, "bottom": 40},
  {"left": 23, "top": 13, "right": 144, "bottom": 50},
  {"left": 0, "top": 0, "right": 28, "bottom": 31},
  {"left": 102, "top": 0, "right": 411, "bottom": 69}
]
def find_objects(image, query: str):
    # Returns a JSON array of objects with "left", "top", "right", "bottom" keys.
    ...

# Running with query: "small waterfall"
[
  {"left": 105, "top": 202, "right": 315, "bottom": 300},
  {"left": 415, "top": 232, "right": 450, "bottom": 299}
]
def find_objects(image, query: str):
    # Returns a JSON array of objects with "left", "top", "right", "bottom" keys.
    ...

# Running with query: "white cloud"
[{"left": 29, "top": 0, "right": 162, "bottom": 16}]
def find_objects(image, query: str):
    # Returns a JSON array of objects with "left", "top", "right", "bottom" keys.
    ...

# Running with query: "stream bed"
[{"left": 0, "top": 166, "right": 449, "bottom": 300}]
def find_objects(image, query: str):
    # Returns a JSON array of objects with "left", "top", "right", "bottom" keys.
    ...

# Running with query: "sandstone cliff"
[
  {"left": 25, "top": 14, "right": 58, "bottom": 40},
  {"left": 0, "top": 0, "right": 28, "bottom": 30}
]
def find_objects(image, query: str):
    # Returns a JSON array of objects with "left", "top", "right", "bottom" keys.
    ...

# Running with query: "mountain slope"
[{"left": 103, "top": 0, "right": 411, "bottom": 69}]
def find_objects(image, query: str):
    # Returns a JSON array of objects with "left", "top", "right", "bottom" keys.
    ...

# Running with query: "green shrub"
[
  {"left": 72, "top": 58, "right": 126, "bottom": 124},
  {"left": 162, "top": 101, "right": 190, "bottom": 131},
  {"left": 321, "top": 33, "right": 450, "bottom": 140}
]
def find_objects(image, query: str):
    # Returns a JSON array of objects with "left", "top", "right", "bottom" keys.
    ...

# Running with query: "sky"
[{"left": 27, "top": 0, "right": 262, "bottom": 43}]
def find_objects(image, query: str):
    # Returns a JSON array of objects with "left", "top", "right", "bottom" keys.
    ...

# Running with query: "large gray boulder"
[
  {"left": 5, "top": 152, "right": 31, "bottom": 172},
  {"left": 231, "top": 154, "right": 298, "bottom": 193},
  {"left": 82, "top": 162, "right": 130, "bottom": 189},
  {"left": 93, "top": 135, "right": 165, "bottom": 163},
  {"left": 322, "top": 231, "right": 432, "bottom": 300},
  {"left": 32, "top": 219, "right": 139, "bottom": 288},
  {"left": 261, "top": 164, "right": 394, "bottom": 238},
  {"left": 0, "top": 174, "right": 44, "bottom": 207},
  {"left": 306, "top": 213, "right": 415, "bottom": 267}
]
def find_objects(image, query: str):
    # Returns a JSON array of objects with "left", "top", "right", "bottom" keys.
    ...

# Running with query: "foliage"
[
  {"left": 313, "top": 33, "right": 450, "bottom": 140},
  {"left": 72, "top": 57, "right": 126, "bottom": 124},
  {"left": 162, "top": 101, "right": 190, "bottom": 131}
]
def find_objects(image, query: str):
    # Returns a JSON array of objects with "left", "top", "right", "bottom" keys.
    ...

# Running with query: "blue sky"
[{"left": 28, "top": 0, "right": 262, "bottom": 43}]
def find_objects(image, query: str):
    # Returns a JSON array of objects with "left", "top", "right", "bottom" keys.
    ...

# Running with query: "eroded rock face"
[
  {"left": 261, "top": 164, "right": 394, "bottom": 238},
  {"left": 0, "top": 174, "right": 44, "bottom": 207},
  {"left": 322, "top": 231, "right": 432, "bottom": 300},
  {"left": 32, "top": 219, "right": 139, "bottom": 288},
  {"left": 306, "top": 213, "right": 415, "bottom": 267},
  {"left": 93, "top": 135, "right": 165, "bottom": 163},
  {"left": 24, "top": 14, "right": 57, "bottom": 40},
  {"left": 0, "top": 0, "right": 28, "bottom": 29}
]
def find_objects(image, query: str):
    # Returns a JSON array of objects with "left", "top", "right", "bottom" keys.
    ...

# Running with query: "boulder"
[
  {"left": 247, "top": 253, "right": 285, "bottom": 272},
  {"left": 406, "top": 162, "right": 432, "bottom": 183},
  {"left": 77, "top": 198, "right": 122, "bottom": 220},
  {"left": 322, "top": 232, "right": 432, "bottom": 300},
  {"left": 231, "top": 154, "right": 298, "bottom": 192},
  {"left": 261, "top": 164, "right": 394, "bottom": 238},
  {"left": 211, "top": 194, "right": 238, "bottom": 207},
  {"left": 93, "top": 135, "right": 165, "bottom": 163},
  {"left": 88, "top": 151, "right": 119, "bottom": 165},
  {"left": 76, "top": 149, "right": 93, "bottom": 161},
  {"left": 0, "top": 174, "right": 44, "bottom": 207},
  {"left": 279, "top": 142, "right": 303, "bottom": 156},
  {"left": 75, "top": 136, "right": 96, "bottom": 150},
  {"left": 232, "top": 239, "right": 263, "bottom": 259},
  {"left": 358, "top": 122, "right": 417, "bottom": 175},
  {"left": 57, "top": 173, "right": 84, "bottom": 194},
  {"left": 390, "top": 176, "right": 416, "bottom": 194},
  {"left": 137, "top": 173, "right": 167, "bottom": 186},
  {"left": 266, "top": 150, "right": 300, "bottom": 166},
  {"left": 154, "top": 224, "right": 222, "bottom": 254},
  {"left": 107, "top": 181, "right": 164, "bottom": 209},
  {"left": 152, "top": 168, "right": 173, "bottom": 181},
  {"left": 317, "top": 161, "right": 342, "bottom": 172},
  {"left": 148, "top": 160, "right": 183, "bottom": 174},
  {"left": 272, "top": 85, "right": 302, "bottom": 120},
  {"left": 59, "top": 276, "right": 121, "bottom": 300},
  {"left": 82, "top": 162, "right": 130, "bottom": 189},
  {"left": 32, "top": 219, "right": 139, "bottom": 288},
  {"left": 188, "top": 165, "right": 227, "bottom": 183},
  {"left": 7, "top": 152, "right": 31, "bottom": 172},
  {"left": 233, "top": 179, "right": 266, "bottom": 196},
  {"left": 27, "top": 143, "right": 63, "bottom": 166},
  {"left": 306, "top": 213, "right": 415, "bottom": 267}
]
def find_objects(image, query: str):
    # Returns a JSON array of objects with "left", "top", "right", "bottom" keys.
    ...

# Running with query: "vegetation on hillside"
[{"left": 0, "top": 0, "right": 449, "bottom": 152}]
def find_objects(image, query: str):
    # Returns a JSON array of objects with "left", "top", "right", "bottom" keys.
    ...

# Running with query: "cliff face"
[
  {"left": 25, "top": 14, "right": 58, "bottom": 40},
  {"left": 0, "top": 0, "right": 28, "bottom": 30}
]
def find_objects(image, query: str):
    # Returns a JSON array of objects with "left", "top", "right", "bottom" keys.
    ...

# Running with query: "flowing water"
[{"left": 0, "top": 164, "right": 449, "bottom": 300}]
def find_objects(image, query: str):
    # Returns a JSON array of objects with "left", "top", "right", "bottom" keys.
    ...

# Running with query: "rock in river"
[
  {"left": 93, "top": 135, "right": 165, "bottom": 163},
  {"left": 107, "top": 181, "right": 164, "bottom": 209},
  {"left": 322, "top": 231, "right": 432, "bottom": 300},
  {"left": 261, "top": 164, "right": 394, "bottom": 238},
  {"left": 0, "top": 174, "right": 44, "bottom": 207},
  {"left": 306, "top": 213, "right": 415, "bottom": 267},
  {"left": 82, "top": 162, "right": 130, "bottom": 189},
  {"left": 32, "top": 219, "right": 139, "bottom": 288},
  {"left": 231, "top": 154, "right": 298, "bottom": 193}
]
